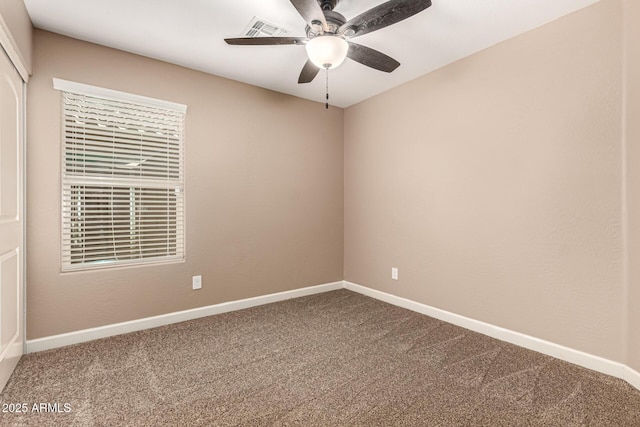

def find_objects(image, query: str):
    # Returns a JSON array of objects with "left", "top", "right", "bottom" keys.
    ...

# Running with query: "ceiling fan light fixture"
[{"left": 305, "top": 35, "right": 348, "bottom": 69}]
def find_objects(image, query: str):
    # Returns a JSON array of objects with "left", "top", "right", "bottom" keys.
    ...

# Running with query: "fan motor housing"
[
  {"left": 319, "top": 0, "right": 339, "bottom": 10},
  {"left": 306, "top": 10, "right": 347, "bottom": 37}
]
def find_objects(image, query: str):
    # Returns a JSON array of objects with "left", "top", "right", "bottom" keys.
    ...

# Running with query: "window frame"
[{"left": 54, "top": 78, "right": 187, "bottom": 272}]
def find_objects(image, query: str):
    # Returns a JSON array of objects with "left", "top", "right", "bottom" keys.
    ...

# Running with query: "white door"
[{"left": 0, "top": 46, "right": 24, "bottom": 392}]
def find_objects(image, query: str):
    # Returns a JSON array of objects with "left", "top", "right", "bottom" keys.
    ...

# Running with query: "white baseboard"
[
  {"left": 24, "top": 278, "right": 640, "bottom": 394},
  {"left": 344, "top": 281, "right": 633, "bottom": 386},
  {"left": 26, "top": 281, "right": 343, "bottom": 353},
  {"left": 625, "top": 366, "right": 640, "bottom": 391}
]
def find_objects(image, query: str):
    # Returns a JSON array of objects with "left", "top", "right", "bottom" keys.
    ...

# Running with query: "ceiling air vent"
[{"left": 242, "top": 16, "right": 290, "bottom": 38}]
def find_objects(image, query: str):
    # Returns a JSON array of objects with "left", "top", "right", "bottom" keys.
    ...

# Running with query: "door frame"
[
  {"left": 0, "top": 12, "right": 29, "bottom": 83},
  {"left": 20, "top": 69, "right": 26, "bottom": 356},
  {"left": 0, "top": 13, "right": 28, "bottom": 364}
]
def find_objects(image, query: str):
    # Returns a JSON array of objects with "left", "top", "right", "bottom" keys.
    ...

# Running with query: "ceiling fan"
[{"left": 225, "top": 0, "right": 433, "bottom": 84}]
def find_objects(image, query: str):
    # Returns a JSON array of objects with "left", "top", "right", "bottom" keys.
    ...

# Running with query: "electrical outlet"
[
  {"left": 192, "top": 275, "right": 202, "bottom": 290},
  {"left": 391, "top": 268, "right": 398, "bottom": 280}
]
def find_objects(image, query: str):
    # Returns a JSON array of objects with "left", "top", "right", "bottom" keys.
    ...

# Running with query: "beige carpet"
[{"left": 1, "top": 289, "right": 639, "bottom": 426}]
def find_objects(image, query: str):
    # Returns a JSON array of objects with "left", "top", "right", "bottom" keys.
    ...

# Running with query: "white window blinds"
[{"left": 55, "top": 79, "right": 186, "bottom": 271}]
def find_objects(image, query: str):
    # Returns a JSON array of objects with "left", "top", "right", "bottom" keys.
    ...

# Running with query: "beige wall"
[
  {"left": 344, "top": 0, "right": 625, "bottom": 362},
  {"left": 27, "top": 30, "right": 344, "bottom": 339},
  {"left": 624, "top": 0, "right": 640, "bottom": 372},
  {"left": 25, "top": 0, "right": 638, "bottom": 371},
  {"left": 0, "top": 0, "right": 32, "bottom": 74}
]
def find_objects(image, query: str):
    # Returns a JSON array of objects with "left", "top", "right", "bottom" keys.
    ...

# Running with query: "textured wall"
[
  {"left": 344, "top": 0, "right": 625, "bottom": 362},
  {"left": 0, "top": 0, "right": 32, "bottom": 73},
  {"left": 27, "top": 30, "right": 344, "bottom": 339},
  {"left": 624, "top": 0, "right": 640, "bottom": 372}
]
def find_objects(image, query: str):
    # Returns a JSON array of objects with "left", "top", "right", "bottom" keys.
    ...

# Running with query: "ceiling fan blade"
[
  {"left": 298, "top": 59, "right": 320, "bottom": 84},
  {"left": 225, "top": 37, "right": 307, "bottom": 46},
  {"left": 347, "top": 43, "right": 400, "bottom": 73},
  {"left": 289, "top": 0, "right": 328, "bottom": 31},
  {"left": 339, "top": 0, "right": 431, "bottom": 38}
]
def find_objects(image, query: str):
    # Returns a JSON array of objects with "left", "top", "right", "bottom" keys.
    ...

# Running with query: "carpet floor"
[{"left": 1, "top": 289, "right": 639, "bottom": 426}]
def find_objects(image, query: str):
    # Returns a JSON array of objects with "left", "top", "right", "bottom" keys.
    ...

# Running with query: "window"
[{"left": 54, "top": 79, "right": 186, "bottom": 271}]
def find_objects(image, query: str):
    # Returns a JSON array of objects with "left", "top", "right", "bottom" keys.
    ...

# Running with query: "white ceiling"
[{"left": 23, "top": 0, "right": 599, "bottom": 108}]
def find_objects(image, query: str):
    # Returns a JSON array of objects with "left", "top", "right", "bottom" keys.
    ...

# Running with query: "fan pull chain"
[{"left": 325, "top": 68, "right": 329, "bottom": 110}]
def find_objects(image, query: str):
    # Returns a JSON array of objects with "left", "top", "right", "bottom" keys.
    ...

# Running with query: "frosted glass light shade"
[{"left": 305, "top": 36, "right": 349, "bottom": 69}]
